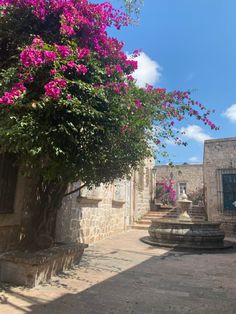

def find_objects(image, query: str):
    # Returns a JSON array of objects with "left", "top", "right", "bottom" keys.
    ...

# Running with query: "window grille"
[
  {"left": 178, "top": 182, "right": 187, "bottom": 196},
  {"left": 216, "top": 169, "right": 236, "bottom": 213}
]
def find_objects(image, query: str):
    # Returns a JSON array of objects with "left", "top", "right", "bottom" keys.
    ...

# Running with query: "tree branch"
[{"left": 64, "top": 183, "right": 87, "bottom": 197}]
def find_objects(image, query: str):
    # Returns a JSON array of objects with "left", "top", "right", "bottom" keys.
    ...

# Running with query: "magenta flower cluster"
[
  {"left": 0, "top": 0, "right": 219, "bottom": 135},
  {"left": 134, "top": 99, "right": 142, "bottom": 109},
  {"left": 44, "top": 79, "right": 67, "bottom": 99},
  {"left": 156, "top": 178, "right": 176, "bottom": 205},
  {"left": 0, "top": 0, "right": 138, "bottom": 103},
  {"left": 0, "top": 82, "right": 26, "bottom": 105},
  {"left": 162, "top": 178, "right": 176, "bottom": 203}
]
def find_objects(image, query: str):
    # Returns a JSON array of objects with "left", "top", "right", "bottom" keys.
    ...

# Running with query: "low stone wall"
[{"left": 0, "top": 242, "right": 86, "bottom": 287}]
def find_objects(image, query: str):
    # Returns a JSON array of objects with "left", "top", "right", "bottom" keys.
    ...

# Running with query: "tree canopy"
[{"left": 0, "top": 0, "right": 218, "bottom": 187}]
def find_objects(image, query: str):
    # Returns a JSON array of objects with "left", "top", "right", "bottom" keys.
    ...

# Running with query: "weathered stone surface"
[
  {"left": 0, "top": 242, "right": 86, "bottom": 287},
  {"left": 146, "top": 219, "right": 230, "bottom": 249},
  {"left": 56, "top": 158, "right": 155, "bottom": 244}
]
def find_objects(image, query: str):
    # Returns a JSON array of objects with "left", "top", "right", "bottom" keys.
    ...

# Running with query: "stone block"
[{"left": 0, "top": 242, "right": 87, "bottom": 287}]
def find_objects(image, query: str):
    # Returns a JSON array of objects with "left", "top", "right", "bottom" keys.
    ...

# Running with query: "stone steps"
[
  {"left": 131, "top": 224, "right": 149, "bottom": 230},
  {"left": 132, "top": 207, "right": 207, "bottom": 230}
]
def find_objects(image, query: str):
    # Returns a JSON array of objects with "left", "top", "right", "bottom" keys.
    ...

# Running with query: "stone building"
[
  {"left": 1, "top": 136, "right": 236, "bottom": 254},
  {"left": 0, "top": 157, "right": 154, "bottom": 252},
  {"left": 204, "top": 137, "right": 236, "bottom": 235},
  {"left": 153, "top": 163, "right": 203, "bottom": 200}
]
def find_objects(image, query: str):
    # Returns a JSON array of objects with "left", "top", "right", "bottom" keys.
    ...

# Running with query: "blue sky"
[{"left": 98, "top": 0, "right": 236, "bottom": 163}]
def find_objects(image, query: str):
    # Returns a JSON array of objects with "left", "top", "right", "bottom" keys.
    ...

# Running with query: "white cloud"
[
  {"left": 189, "top": 156, "right": 199, "bottom": 163},
  {"left": 180, "top": 125, "right": 212, "bottom": 143},
  {"left": 131, "top": 52, "right": 161, "bottom": 88},
  {"left": 223, "top": 104, "right": 236, "bottom": 123}
]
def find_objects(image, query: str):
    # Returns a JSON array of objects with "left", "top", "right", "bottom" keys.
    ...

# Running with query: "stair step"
[
  {"left": 135, "top": 208, "right": 207, "bottom": 227},
  {"left": 144, "top": 214, "right": 178, "bottom": 217},
  {"left": 131, "top": 224, "right": 149, "bottom": 230},
  {"left": 142, "top": 215, "right": 178, "bottom": 218},
  {"left": 138, "top": 215, "right": 205, "bottom": 221},
  {"left": 137, "top": 220, "right": 151, "bottom": 224}
]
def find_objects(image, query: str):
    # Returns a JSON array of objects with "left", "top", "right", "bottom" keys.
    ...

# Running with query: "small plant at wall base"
[
  {"left": 0, "top": 0, "right": 218, "bottom": 251},
  {"left": 156, "top": 178, "right": 176, "bottom": 206}
]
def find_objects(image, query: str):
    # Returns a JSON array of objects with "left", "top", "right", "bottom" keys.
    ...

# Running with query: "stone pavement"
[{"left": 0, "top": 230, "right": 236, "bottom": 314}]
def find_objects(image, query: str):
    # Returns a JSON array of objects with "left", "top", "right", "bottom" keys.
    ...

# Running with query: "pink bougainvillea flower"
[
  {"left": 60, "top": 65, "right": 67, "bottom": 72},
  {"left": 77, "top": 48, "right": 90, "bottom": 59},
  {"left": 20, "top": 48, "right": 44, "bottom": 67},
  {"left": 0, "top": 82, "right": 26, "bottom": 104},
  {"left": 44, "top": 51, "right": 57, "bottom": 62},
  {"left": 55, "top": 45, "right": 71, "bottom": 58},
  {"left": 134, "top": 99, "right": 142, "bottom": 109},
  {"left": 32, "top": 36, "right": 44, "bottom": 48},
  {"left": 44, "top": 79, "right": 67, "bottom": 99},
  {"left": 50, "top": 69, "right": 57, "bottom": 76},
  {"left": 75, "top": 64, "right": 88, "bottom": 74}
]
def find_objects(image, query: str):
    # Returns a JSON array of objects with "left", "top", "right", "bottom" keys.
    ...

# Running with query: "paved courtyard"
[{"left": 0, "top": 230, "right": 236, "bottom": 314}]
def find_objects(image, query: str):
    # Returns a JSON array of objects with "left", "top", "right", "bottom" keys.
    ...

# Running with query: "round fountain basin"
[{"left": 142, "top": 218, "right": 233, "bottom": 249}]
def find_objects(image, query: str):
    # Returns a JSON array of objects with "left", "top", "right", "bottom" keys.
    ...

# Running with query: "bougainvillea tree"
[
  {"left": 0, "top": 0, "right": 218, "bottom": 249},
  {"left": 156, "top": 177, "right": 176, "bottom": 206}
]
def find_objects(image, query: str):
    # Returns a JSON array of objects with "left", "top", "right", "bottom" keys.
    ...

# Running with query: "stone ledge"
[
  {"left": 112, "top": 200, "right": 125, "bottom": 207},
  {"left": 205, "top": 137, "right": 236, "bottom": 143},
  {"left": 77, "top": 196, "right": 102, "bottom": 205},
  {"left": 0, "top": 242, "right": 87, "bottom": 287}
]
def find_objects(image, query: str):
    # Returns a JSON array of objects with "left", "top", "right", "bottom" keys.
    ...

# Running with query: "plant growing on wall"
[
  {"left": 0, "top": 0, "right": 218, "bottom": 250},
  {"left": 156, "top": 177, "right": 176, "bottom": 206}
]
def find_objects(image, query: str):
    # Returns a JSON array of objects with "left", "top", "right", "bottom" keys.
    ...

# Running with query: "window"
[
  {"left": 178, "top": 182, "right": 187, "bottom": 196},
  {"left": 222, "top": 173, "right": 236, "bottom": 211},
  {"left": 0, "top": 154, "right": 18, "bottom": 214},
  {"left": 216, "top": 169, "right": 236, "bottom": 213}
]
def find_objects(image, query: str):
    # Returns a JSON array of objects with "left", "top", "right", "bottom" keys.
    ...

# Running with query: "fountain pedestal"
[{"left": 177, "top": 192, "right": 192, "bottom": 222}]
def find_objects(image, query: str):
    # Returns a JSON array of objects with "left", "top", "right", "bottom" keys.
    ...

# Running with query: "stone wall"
[
  {"left": 204, "top": 137, "right": 236, "bottom": 236},
  {"left": 0, "top": 157, "right": 153, "bottom": 249},
  {"left": 56, "top": 158, "right": 154, "bottom": 244},
  {"left": 56, "top": 181, "right": 129, "bottom": 244},
  {"left": 154, "top": 164, "right": 203, "bottom": 200}
]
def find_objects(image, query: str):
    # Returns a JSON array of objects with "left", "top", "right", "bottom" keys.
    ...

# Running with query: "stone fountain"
[{"left": 142, "top": 192, "right": 232, "bottom": 249}]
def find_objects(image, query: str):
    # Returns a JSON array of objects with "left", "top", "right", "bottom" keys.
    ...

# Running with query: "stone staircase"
[{"left": 132, "top": 206, "right": 207, "bottom": 230}]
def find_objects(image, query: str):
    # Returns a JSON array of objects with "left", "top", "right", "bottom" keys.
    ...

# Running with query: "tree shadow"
[{"left": 3, "top": 242, "right": 234, "bottom": 314}]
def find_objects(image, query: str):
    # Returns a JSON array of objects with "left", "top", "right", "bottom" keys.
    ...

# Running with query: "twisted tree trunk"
[{"left": 19, "top": 174, "right": 68, "bottom": 251}]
